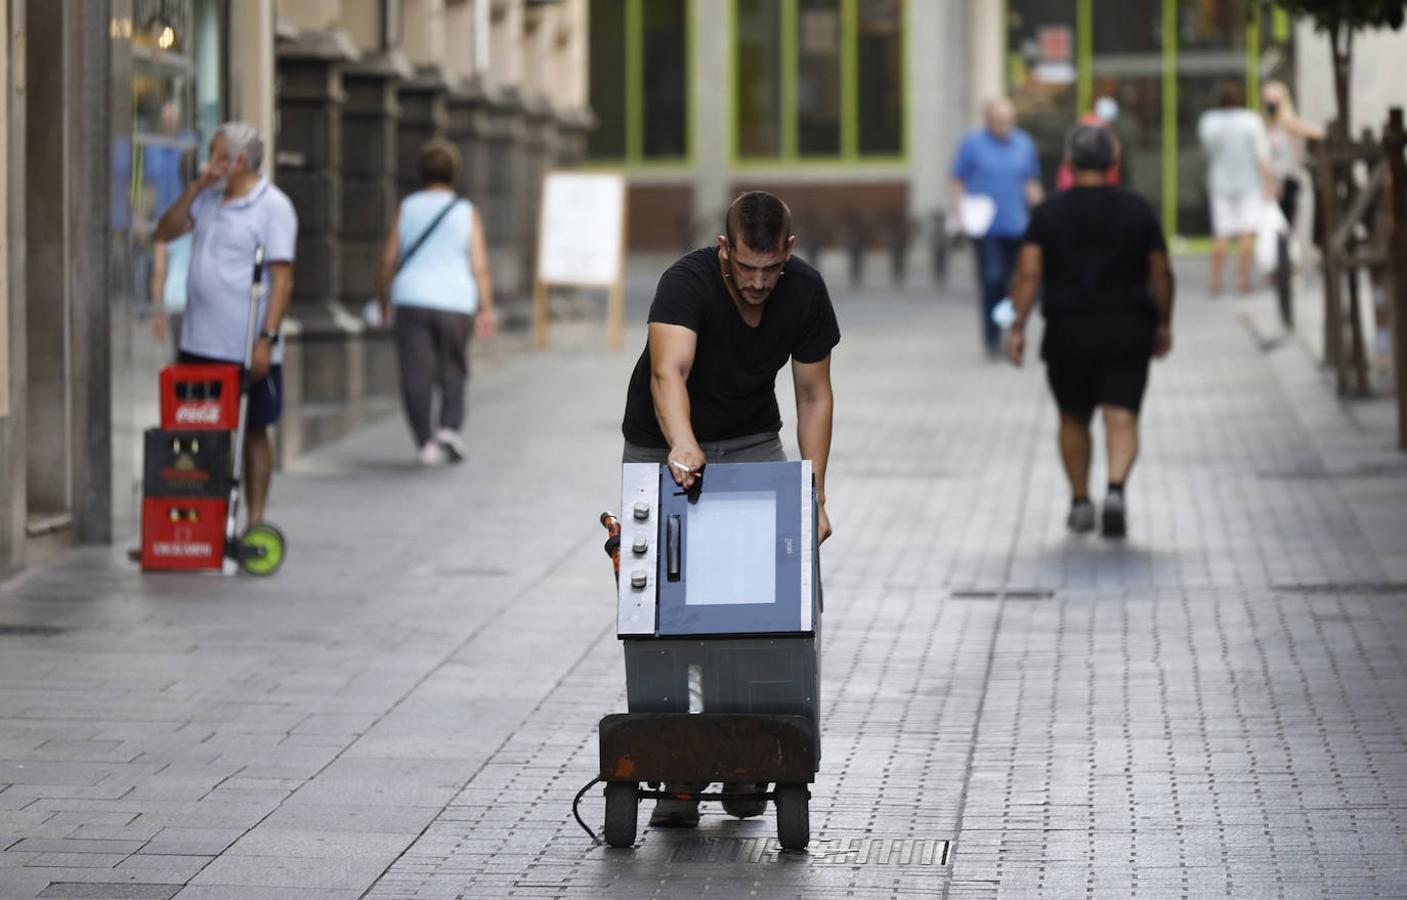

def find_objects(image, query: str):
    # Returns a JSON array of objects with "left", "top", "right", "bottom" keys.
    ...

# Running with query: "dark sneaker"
[
  {"left": 721, "top": 782, "right": 768, "bottom": 819},
  {"left": 1066, "top": 499, "right": 1095, "bottom": 534},
  {"left": 649, "top": 783, "right": 701, "bottom": 828},
  {"left": 648, "top": 798, "right": 700, "bottom": 828},
  {"left": 1101, "top": 492, "right": 1127, "bottom": 538}
]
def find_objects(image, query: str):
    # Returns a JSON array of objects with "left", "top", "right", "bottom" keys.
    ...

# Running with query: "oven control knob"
[
  {"left": 632, "top": 502, "right": 651, "bottom": 521},
  {"left": 631, "top": 535, "right": 649, "bottom": 555},
  {"left": 630, "top": 570, "right": 648, "bottom": 590}
]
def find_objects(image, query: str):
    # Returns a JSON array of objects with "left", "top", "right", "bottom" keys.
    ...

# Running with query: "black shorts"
[
  {"left": 178, "top": 351, "right": 283, "bottom": 430},
  {"left": 1044, "top": 350, "right": 1151, "bottom": 417}
]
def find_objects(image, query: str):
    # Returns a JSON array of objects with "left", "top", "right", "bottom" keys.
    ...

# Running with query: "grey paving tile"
[{"left": 188, "top": 854, "right": 391, "bottom": 890}]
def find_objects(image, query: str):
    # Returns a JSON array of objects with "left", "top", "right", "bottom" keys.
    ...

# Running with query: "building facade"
[
  {"left": 0, "top": 0, "right": 589, "bottom": 580},
  {"left": 592, "top": 0, "right": 1310, "bottom": 254}
]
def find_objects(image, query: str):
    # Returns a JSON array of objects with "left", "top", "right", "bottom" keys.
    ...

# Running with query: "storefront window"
[
  {"left": 797, "top": 0, "right": 841, "bottom": 157},
  {"left": 857, "top": 0, "right": 902, "bottom": 155},
  {"left": 734, "top": 0, "right": 906, "bottom": 162},
  {"left": 587, "top": 0, "right": 627, "bottom": 159},
  {"left": 587, "top": 0, "right": 689, "bottom": 164},
  {"left": 1007, "top": 0, "right": 1079, "bottom": 188},
  {"left": 130, "top": 0, "right": 225, "bottom": 311},
  {"left": 737, "top": 0, "right": 783, "bottom": 158}
]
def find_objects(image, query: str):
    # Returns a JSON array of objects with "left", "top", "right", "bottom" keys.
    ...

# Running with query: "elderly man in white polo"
[{"left": 155, "top": 121, "right": 298, "bottom": 527}]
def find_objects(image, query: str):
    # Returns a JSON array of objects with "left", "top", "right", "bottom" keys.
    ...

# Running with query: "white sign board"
[{"left": 536, "top": 171, "right": 627, "bottom": 287}]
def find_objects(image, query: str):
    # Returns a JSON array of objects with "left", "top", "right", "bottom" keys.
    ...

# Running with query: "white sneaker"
[
  {"left": 418, "top": 441, "right": 447, "bottom": 466},
  {"left": 435, "top": 428, "right": 467, "bottom": 463}
]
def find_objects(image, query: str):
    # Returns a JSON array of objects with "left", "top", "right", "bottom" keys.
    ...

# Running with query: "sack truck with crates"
[{"left": 139, "top": 246, "right": 287, "bottom": 576}]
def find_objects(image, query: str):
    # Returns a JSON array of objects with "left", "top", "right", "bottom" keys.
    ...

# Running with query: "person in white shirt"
[{"left": 1197, "top": 81, "right": 1276, "bottom": 294}]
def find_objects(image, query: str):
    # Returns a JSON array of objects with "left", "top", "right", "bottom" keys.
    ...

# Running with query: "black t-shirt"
[
  {"left": 622, "top": 247, "right": 841, "bottom": 448},
  {"left": 1024, "top": 185, "right": 1167, "bottom": 357}
]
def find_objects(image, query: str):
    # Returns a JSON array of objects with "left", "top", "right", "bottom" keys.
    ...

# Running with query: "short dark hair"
[
  {"left": 1217, "top": 81, "right": 1244, "bottom": 109},
  {"left": 724, "top": 191, "right": 792, "bottom": 253},
  {"left": 1066, "top": 123, "right": 1114, "bottom": 173},
  {"left": 418, "top": 138, "right": 460, "bottom": 186}
]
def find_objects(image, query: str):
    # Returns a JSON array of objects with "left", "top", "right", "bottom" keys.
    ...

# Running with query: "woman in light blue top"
[{"left": 376, "top": 139, "right": 496, "bottom": 465}]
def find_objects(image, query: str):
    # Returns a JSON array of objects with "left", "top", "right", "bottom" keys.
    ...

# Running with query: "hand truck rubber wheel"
[
  {"left": 237, "top": 522, "right": 287, "bottom": 576},
  {"left": 602, "top": 781, "right": 639, "bottom": 848},
  {"left": 774, "top": 783, "right": 810, "bottom": 851}
]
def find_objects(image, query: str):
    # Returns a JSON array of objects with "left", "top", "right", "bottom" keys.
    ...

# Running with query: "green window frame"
[
  {"left": 586, "top": 0, "right": 693, "bottom": 167},
  {"left": 731, "top": 0, "right": 907, "bottom": 165}
]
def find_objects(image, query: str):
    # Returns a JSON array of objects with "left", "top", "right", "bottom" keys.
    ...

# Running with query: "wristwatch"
[{"left": 258, "top": 330, "right": 280, "bottom": 345}]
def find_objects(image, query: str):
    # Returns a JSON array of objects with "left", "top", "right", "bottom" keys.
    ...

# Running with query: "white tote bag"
[{"left": 1254, "top": 202, "right": 1293, "bottom": 275}]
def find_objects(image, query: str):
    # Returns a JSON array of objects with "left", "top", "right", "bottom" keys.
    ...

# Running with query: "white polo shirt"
[{"left": 180, "top": 178, "right": 298, "bottom": 364}]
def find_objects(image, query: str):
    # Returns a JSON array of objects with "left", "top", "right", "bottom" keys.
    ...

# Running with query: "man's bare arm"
[
  {"left": 375, "top": 209, "right": 400, "bottom": 321},
  {"left": 1025, "top": 177, "right": 1046, "bottom": 208},
  {"left": 262, "top": 261, "right": 294, "bottom": 335},
  {"left": 793, "top": 355, "right": 835, "bottom": 543},
  {"left": 648, "top": 322, "right": 704, "bottom": 487},
  {"left": 1006, "top": 243, "right": 1043, "bottom": 366},
  {"left": 1149, "top": 249, "right": 1175, "bottom": 358}
]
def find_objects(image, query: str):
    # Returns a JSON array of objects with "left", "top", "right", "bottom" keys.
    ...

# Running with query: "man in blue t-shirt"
[{"left": 950, "top": 98, "right": 1044, "bottom": 354}]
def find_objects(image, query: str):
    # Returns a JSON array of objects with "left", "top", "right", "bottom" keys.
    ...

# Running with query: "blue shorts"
[{"left": 178, "top": 351, "right": 283, "bottom": 431}]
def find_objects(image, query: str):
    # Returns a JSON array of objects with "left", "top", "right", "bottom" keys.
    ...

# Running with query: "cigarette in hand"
[{"left": 669, "top": 461, "right": 695, "bottom": 475}]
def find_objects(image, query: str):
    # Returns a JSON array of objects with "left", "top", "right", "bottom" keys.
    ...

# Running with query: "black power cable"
[{"left": 572, "top": 777, "right": 604, "bottom": 845}]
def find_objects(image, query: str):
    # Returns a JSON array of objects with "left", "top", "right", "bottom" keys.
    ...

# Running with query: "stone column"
[
  {"left": 481, "top": 85, "right": 525, "bottom": 317},
  {"left": 274, "top": 29, "right": 356, "bottom": 460},
  {"left": 395, "top": 67, "right": 450, "bottom": 197},
  {"left": 554, "top": 107, "right": 595, "bottom": 170},
  {"left": 339, "top": 51, "right": 412, "bottom": 311},
  {"left": 341, "top": 51, "right": 413, "bottom": 415},
  {"left": 446, "top": 77, "right": 487, "bottom": 201},
  {"left": 518, "top": 93, "right": 556, "bottom": 302}
]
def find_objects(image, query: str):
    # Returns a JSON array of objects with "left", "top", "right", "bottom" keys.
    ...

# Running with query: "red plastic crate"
[
  {"left": 159, "top": 364, "right": 240, "bottom": 431},
  {"left": 140, "top": 497, "right": 227, "bottom": 571}
]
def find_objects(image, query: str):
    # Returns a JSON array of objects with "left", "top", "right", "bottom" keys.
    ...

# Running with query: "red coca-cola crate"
[
  {"left": 140, "top": 497, "right": 227, "bottom": 571},
  {"left": 159, "top": 364, "right": 240, "bottom": 431}
]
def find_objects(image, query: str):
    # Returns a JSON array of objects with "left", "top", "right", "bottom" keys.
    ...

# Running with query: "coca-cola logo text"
[{"left": 174, "top": 404, "right": 223, "bottom": 425}]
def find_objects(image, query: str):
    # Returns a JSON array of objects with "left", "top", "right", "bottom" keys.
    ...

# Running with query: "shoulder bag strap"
[{"left": 394, "top": 196, "right": 460, "bottom": 275}]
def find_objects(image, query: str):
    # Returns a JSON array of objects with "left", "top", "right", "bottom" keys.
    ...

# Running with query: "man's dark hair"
[
  {"left": 418, "top": 138, "right": 461, "bottom": 186},
  {"left": 725, "top": 191, "right": 792, "bottom": 253},
  {"left": 1217, "top": 80, "right": 1244, "bottom": 109},
  {"left": 1066, "top": 123, "right": 1114, "bottom": 173}
]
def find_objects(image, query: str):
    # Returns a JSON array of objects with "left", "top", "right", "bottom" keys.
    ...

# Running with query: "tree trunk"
[{"left": 1331, "top": 18, "right": 1353, "bottom": 134}]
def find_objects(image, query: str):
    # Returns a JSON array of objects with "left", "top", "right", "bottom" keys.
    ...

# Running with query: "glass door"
[{"left": 656, "top": 462, "right": 808, "bottom": 636}]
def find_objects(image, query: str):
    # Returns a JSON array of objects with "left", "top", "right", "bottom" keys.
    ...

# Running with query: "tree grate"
[
  {"left": 665, "top": 836, "right": 952, "bottom": 866},
  {"left": 0, "top": 624, "right": 66, "bottom": 637},
  {"left": 1272, "top": 582, "right": 1407, "bottom": 595},
  {"left": 950, "top": 589, "right": 1055, "bottom": 600}
]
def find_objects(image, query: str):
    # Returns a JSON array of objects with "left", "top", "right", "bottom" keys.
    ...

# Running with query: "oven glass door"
[{"left": 656, "top": 462, "right": 804, "bottom": 636}]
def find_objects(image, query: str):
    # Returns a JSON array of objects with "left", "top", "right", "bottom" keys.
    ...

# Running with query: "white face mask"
[{"left": 1094, "top": 96, "right": 1119, "bottom": 124}]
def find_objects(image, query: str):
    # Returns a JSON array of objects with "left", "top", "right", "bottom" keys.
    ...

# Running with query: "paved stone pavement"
[{"left": 1, "top": 259, "right": 1405, "bottom": 899}]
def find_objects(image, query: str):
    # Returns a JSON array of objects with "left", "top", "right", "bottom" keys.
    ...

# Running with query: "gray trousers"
[
  {"left": 621, "top": 431, "right": 787, "bottom": 466},
  {"left": 394, "top": 305, "right": 474, "bottom": 447}
]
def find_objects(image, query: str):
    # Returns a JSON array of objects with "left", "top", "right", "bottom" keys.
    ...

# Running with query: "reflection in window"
[
  {"left": 587, "top": 0, "right": 627, "bottom": 159},
  {"left": 797, "top": 0, "right": 840, "bottom": 157},
  {"left": 857, "top": 0, "right": 902, "bottom": 155},
  {"left": 737, "top": 0, "right": 783, "bottom": 157},
  {"left": 130, "top": 0, "right": 223, "bottom": 310}
]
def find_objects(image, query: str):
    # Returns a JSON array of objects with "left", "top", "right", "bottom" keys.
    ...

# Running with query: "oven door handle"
[{"left": 665, "top": 514, "right": 681, "bottom": 582}]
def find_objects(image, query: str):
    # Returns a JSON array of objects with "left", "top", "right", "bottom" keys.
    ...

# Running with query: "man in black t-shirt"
[
  {"left": 1007, "top": 125, "right": 1175, "bottom": 537},
  {"left": 622, "top": 190, "right": 841, "bottom": 542},
  {"left": 620, "top": 191, "right": 840, "bottom": 829}
]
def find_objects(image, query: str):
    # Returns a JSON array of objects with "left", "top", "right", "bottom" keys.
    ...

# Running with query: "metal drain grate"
[
  {"left": 666, "top": 837, "right": 951, "bottom": 866},
  {"left": 0, "top": 624, "right": 66, "bottom": 637},
  {"left": 1273, "top": 582, "right": 1407, "bottom": 595},
  {"left": 950, "top": 589, "right": 1054, "bottom": 600}
]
